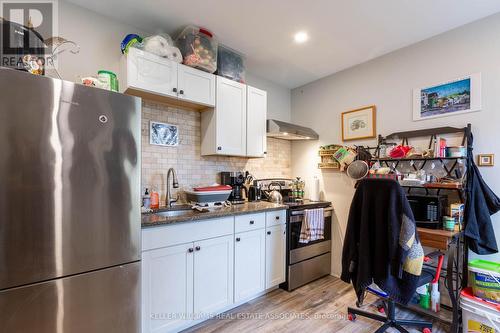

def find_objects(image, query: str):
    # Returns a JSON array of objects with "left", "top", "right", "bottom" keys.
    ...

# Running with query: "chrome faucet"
[{"left": 166, "top": 167, "right": 179, "bottom": 207}]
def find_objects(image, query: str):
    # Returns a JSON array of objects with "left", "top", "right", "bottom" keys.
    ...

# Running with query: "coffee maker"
[{"left": 220, "top": 171, "right": 247, "bottom": 204}]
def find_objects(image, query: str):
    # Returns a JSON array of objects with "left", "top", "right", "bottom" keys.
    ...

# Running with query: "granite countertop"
[{"left": 141, "top": 201, "right": 288, "bottom": 228}]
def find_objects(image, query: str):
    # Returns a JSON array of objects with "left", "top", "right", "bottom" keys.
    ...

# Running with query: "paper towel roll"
[{"left": 310, "top": 177, "right": 320, "bottom": 202}]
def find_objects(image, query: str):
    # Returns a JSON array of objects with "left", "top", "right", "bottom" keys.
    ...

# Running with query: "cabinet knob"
[
  {"left": 217, "top": 146, "right": 222, "bottom": 151},
  {"left": 249, "top": 220, "right": 255, "bottom": 225},
  {"left": 173, "top": 87, "right": 177, "bottom": 93},
  {"left": 179, "top": 90, "right": 184, "bottom": 95},
  {"left": 195, "top": 246, "right": 201, "bottom": 251},
  {"left": 236, "top": 237, "right": 241, "bottom": 242},
  {"left": 264, "top": 151, "right": 267, "bottom": 155},
  {"left": 275, "top": 216, "right": 280, "bottom": 220},
  {"left": 188, "top": 248, "right": 194, "bottom": 253},
  {"left": 267, "top": 231, "right": 271, "bottom": 235}
]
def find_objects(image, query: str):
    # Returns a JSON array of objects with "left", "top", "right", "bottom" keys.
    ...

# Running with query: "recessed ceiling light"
[{"left": 294, "top": 31, "right": 309, "bottom": 44}]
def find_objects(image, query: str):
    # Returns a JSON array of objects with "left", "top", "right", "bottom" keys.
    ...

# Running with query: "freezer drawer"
[
  {"left": 287, "top": 252, "right": 331, "bottom": 291},
  {"left": 0, "top": 262, "right": 140, "bottom": 333}
]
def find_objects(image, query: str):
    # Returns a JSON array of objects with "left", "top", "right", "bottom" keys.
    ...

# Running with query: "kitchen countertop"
[{"left": 141, "top": 201, "right": 288, "bottom": 228}]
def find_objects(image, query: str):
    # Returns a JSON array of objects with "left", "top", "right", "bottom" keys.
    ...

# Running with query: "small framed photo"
[
  {"left": 341, "top": 105, "right": 376, "bottom": 141},
  {"left": 478, "top": 154, "right": 494, "bottom": 167},
  {"left": 150, "top": 121, "right": 179, "bottom": 146}
]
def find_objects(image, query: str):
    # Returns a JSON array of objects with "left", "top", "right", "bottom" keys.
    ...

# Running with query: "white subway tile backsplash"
[{"left": 141, "top": 100, "right": 291, "bottom": 199}]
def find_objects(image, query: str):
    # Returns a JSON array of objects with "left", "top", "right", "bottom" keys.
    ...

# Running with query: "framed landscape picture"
[
  {"left": 413, "top": 73, "right": 481, "bottom": 121},
  {"left": 341, "top": 105, "right": 376, "bottom": 141},
  {"left": 150, "top": 121, "right": 179, "bottom": 146}
]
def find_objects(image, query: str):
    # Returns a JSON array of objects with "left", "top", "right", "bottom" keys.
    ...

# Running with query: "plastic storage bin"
[
  {"left": 217, "top": 45, "right": 246, "bottom": 83},
  {"left": 461, "top": 287, "right": 500, "bottom": 332},
  {"left": 469, "top": 259, "right": 500, "bottom": 304},
  {"left": 184, "top": 190, "right": 231, "bottom": 204},
  {"left": 176, "top": 25, "right": 217, "bottom": 73}
]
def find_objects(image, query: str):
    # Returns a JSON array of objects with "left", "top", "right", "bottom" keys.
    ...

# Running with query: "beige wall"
[
  {"left": 142, "top": 101, "right": 291, "bottom": 203},
  {"left": 291, "top": 12, "right": 500, "bottom": 275},
  {"left": 57, "top": 0, "right": 150, "bottom": 83}
]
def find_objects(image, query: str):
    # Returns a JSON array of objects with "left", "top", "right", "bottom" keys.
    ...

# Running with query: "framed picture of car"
[
  {"left": 413, "top": 73, "right": 481, "bottom": 121},
  {"left": 341, "top": 105, "right": 376, "bottom": 141}
]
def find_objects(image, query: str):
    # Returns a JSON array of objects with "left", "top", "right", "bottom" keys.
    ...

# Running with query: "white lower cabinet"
[
  {"left": 141, "top": 210, "right": 287, "bottom": 333},
  {"left": 234, "top": 229, "right": 266, "bottom": 302},
  {"left": 142, "top": 243, "right": 193, "bottom": 333},
  {"left": 142, "top": 235, "right": 233, "bottom": 333},
  {"left": 265, "top": 224, "right": 287, "bottom": 289},
  {"left": 193, "top": 235, "right": 234, "bottom": 315}
]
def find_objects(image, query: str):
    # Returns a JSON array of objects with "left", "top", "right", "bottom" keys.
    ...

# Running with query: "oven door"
[{"left": 288, "top": 207, "right": 332, "bottom": 265}]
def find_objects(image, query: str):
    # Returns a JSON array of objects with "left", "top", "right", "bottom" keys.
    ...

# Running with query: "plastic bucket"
[
  {"left": 461, "top": 288, "right": 500, "bottom": 333},
  {"left": 469, "top": 260, "right": 500, "bottom": 304}
]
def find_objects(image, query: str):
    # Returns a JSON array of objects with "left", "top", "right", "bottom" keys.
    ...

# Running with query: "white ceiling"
[{"left": 66, "top": 0, "right": 500, "bottom": 88}]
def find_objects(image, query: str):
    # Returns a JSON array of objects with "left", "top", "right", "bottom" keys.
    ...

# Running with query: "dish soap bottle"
[
  {"left": 431, "top": 282, "right": 440, "bottom": 312},
  {"left": 150, "top": 187, "right": 159, "bottom": 210},
  {"left": 142, "top": 188, "right": 151, "bottom": 209}
]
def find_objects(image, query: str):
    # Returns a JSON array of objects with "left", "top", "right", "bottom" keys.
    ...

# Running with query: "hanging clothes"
[
  {"left": 465, "top": 133, "right": 500, "bottom": 254},
  {"left": 341, "top": 179, "right": 424, "bottom": 305}
]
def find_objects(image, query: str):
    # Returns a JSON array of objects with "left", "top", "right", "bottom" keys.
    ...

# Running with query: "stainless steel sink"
[
  {"left": 155, "top": 210, "right": 193, "bottom": 218},
  {"left": 153, "top": 206, "right": 195, "bottom": 218}
]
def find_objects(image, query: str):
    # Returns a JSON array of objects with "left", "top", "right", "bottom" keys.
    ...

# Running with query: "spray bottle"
[{"left": 431, "top": 282, "right": 440, "bottom": 312}]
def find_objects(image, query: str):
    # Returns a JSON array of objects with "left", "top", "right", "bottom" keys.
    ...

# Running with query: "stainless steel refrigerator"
[{"left": 0, "top": 68, "right": 141, "bottom": 333}]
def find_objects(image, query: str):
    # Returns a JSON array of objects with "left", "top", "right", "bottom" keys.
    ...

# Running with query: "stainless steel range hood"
[{"left": 267, "top": 119, "right": 319, "bottom": 140}]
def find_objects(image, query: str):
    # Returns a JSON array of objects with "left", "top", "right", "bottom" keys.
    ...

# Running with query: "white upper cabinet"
[
  {"left": 177, "top": 63, "right": 216, "bottom": 107},
  {"left": 201, "top": 76, "right": 247, "bottom": 156},
  {"left": 124, "top": 48, "right": 178, "bottom": 98},
  {"left": 123, "top": 49, "right": 268, "bottom": 158},
  {"left": 122, "top": 48, "right": 215, "bottom": 108},
  {"left": 246, "top": 86, "right": 267, "bottom": 157}
]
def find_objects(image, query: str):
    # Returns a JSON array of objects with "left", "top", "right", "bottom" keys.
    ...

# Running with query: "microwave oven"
[{"left": 407, "top": 194, "right": 448, "bottom": 229}]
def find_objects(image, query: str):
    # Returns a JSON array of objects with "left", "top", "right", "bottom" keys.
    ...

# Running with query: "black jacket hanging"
[
  {"left": 465, "top": 134, "right": 500, "bottom": 254},
  {"left": 341, "top": 179, "right": 424, "bottom": 305}
]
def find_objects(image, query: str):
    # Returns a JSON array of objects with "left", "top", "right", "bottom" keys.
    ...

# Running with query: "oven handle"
[{"left": 290, "top": 207, "right": 333, "bottom": 220}]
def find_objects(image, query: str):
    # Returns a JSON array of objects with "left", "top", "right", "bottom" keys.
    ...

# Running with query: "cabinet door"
[
  {"left": 215, "top": 77, "right": 247, "bottom": 156},
  {"left": 265, "top": 224, "right": 286, "bottom": 289},
  {"left": 246, "top": 86, "right": 267, "bottom": 157},
  {"left": 234, "top": 229, "right": 266, "bottom": 302},
  {"left": 142, "top": 243, "right": 194, "bottom": 333},
  {"left": 126, "top": 48, "right": 178, "bottom": 98},
  {"left": 193, "top": 235, "right": 234, "bottom": 315},
  {"left": 177, "top": 63, "right": 216, "bottom": 107}
]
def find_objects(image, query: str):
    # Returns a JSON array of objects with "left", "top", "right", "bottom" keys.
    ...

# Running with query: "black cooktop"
[{"left": 282, "top": 199, "right": 332, "bottom": 210}]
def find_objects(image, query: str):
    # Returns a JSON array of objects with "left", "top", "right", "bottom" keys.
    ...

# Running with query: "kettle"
[{"left": 267, "top": 182, "right": 283, "bottom": 204}]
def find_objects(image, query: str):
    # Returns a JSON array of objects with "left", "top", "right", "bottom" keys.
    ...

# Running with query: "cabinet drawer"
[
  {"left": 235, "top": 213, "right": 265, "bottom": 233},
  {"left": 142, "top": 217, "right": 234, "bottom": 251},
  {"left": 266, "top": 210, "right": 286, "bottom": 227}
]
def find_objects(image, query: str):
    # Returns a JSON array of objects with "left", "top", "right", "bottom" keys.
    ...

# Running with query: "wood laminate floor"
[{"left": 183, "top": 276, "right": 450, "bottom": 333}]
